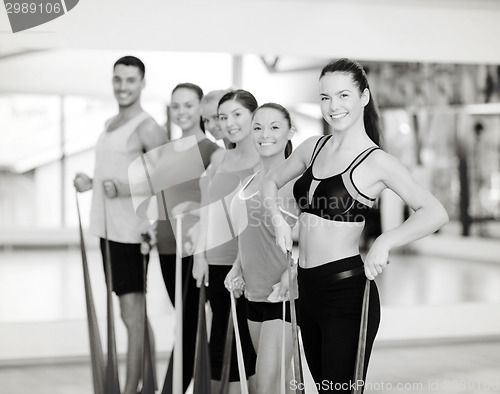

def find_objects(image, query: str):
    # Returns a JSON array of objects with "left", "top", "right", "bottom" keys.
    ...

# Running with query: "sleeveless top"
[
  {"left": 231, "top": 172, "right": 298, "bottom": 302},
  {"left": 156, "top": 138, "right": 219, "bottom": 255},
  {"left": 204, "top": 157, "right": 256, "bottom": 266},
  {"left": 293, "top": 135, "right": 380, "bottom": 222},
  {"left": 90, "top": 112, "right": 152, "bottom": 243}
]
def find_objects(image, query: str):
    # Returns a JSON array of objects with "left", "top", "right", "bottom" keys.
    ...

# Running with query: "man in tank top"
[{"left": 73, "top": 56, "right": 167, "bottom": 394}]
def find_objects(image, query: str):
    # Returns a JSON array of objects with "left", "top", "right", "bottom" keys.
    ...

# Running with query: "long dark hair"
[
  {"left": 320, "top": 58, "right": 381, "bottom": 146},
  {"left": 172, "top": 82, "right": 205, "bottom": 132},
  {"left": 253, "top": 103, "right": 293, "bottom": 158}
]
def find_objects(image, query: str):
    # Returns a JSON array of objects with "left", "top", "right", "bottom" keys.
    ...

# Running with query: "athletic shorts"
[
  {"left": 99, "top": 238, "right": 148, "bottom": 296},
  {"left": 246, "top": 299, "right": 298, "bottom": 323}
]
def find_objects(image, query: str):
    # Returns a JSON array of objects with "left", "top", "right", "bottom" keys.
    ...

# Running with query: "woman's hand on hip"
[{"left": 364, "top": 236, "right": 390, "bottom": 280}]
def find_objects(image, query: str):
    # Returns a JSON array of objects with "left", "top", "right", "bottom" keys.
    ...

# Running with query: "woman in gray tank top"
[{"left": 225, "top": 103, "right": 300, "bottom": 394}]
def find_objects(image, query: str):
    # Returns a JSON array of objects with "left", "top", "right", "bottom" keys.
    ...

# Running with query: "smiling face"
[
  {"left": 170, "top": 88, "right": 202, "bottom": 132},
  {"left": 218, "top": 99, "right": 253, "bottom": 144},
  {"left": 252, "top": 107, "right": 293, "bottom": 158},
  {"left": 319, "top": 71, "right": 369, "bottom": 132},
  {"left": 112, "top": 64, "right": 145, "bottom": 108},
  {"left": 201, "top": 98, "right": 224, "bottom": 140}
]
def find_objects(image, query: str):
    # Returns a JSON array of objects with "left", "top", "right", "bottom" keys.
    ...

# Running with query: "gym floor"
[{"left": 0, "top": 245, "right": 499, "bottom": 393}]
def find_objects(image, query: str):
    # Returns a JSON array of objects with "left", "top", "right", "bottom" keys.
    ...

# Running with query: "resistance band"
[
  {"left": 76, "top": 193, "right": 105, "bottom": 394},
  {"left": 287, "top": 251, "right": 304, "bottom": 394}
]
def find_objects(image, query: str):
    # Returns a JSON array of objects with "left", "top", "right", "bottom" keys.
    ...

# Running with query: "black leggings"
[
  {"left": 207, "top": 265, "right": 256, "bottom": 382},
  {"left": 298, "top": 255, "right": 380, "bottom": 393},
  {"left": 159, "top": 253, "right": 199, "bottom": 393}
]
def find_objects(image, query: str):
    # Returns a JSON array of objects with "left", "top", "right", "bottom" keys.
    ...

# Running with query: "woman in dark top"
[
  {"left": 262, "top": 59, "right": 448, "bottom": 393},
  {"left": 194, "top": 90, "right": 260, "bottom": 393},
  {"left": 155, "top": 82, "right": 219, "bottom": 393}
]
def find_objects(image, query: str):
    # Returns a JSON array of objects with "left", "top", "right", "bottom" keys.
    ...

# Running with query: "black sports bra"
[{"left": 293, "top": 135, "right": 380, "bottom": 222}]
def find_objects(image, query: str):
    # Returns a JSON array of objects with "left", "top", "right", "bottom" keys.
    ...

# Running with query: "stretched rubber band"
[
  {"left": 193, "top": 284, "right": 211, "bottom": 393},
  {"left": 103, "top": 196, "right": 121, "bottom": 394},
  {"left": 218, "top": 306, "right": 234, "bottom": 394},
  {"left": 76, "top": 193, "right": 105, "bottom": 394},
  {"left": 281, "top": 300, "right": 286, "bottom": 394},
  {"left": 141, "top": 251, "right": 156, "bottom": 394},
  {"left": 288, "top": 251, "right": 304, "bottom": 394},
  {"left": 352, "top": 279, "right": 371, "bottom": 394},
  {"left": 173, "top": 218, "right": 183, "bottom": 394},
  {"left": 230, "top": 291, "right": 249, "bottom": 394}
]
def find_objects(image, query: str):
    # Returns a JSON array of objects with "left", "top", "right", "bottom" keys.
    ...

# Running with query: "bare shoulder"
[
  {"left": 136, "top": 116, "right": 167, "bottom": 148},
  {"left": 136, "top": 116, "right": 164, "bottom": 136},
  {"left": 209, "top": 148, "right": 226, "bottom": 168},
  {"left": 105, "top": 115, "right": 116, "bottom": 127},
  {"left": 292, "top": 135, "right": 324, "bottom": 163},
  {"left": 297, "top": 135, "right": 324, "bottom": 152},
  {"left": 364, "top": 148, "right": 410, "bottom": 181}
]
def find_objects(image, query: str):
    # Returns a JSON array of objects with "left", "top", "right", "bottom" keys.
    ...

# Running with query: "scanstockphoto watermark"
[
  {"left": 290, "top": 379, "right": 499, "bottom": 392},
  {"left": 290, "top": 379, "right": 372, "bottom": 392},
  {"left": 2, "top": 0, "right": 79, "bottom": 33},
  {"left": 129, "top": 136, "right": 252, "bottom": 256},
  {"left": 291, "top": 379, "right": 430, "bottom": 392},
  {"left": 128, "top": 137, "right": 374, "bottom": 255}
]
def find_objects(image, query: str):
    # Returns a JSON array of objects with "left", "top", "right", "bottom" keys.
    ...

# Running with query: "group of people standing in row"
[{"left": 74, "top": 55, "right": 448, "bottom": 394}]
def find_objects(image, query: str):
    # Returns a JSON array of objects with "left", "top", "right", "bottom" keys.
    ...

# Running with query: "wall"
[{"left": 1, "top": 0, "right": 500, "bottom": 64}]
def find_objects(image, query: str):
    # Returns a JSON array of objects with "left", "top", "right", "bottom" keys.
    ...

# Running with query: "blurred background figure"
[
  {"left": 201, "top": 89, "right": 234, "bottom": 149},
  {"left": 155, "top": 82, "right": 219, "bottom": 393},
  {"left": 73, "top": 55, "right": 166, "bottom": 394}
]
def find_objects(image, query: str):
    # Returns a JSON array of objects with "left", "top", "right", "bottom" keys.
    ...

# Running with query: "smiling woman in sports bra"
[{"left": 262, "top": 58, "right": 449, "bottom": 393}]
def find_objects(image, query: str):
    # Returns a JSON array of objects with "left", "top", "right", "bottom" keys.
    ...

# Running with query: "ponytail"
[
  {"left": 284, "top": 140, "right": 293, "bottom": 159},
  {"left": 363, "top": 97, "right": 380, "bottom": 146}
]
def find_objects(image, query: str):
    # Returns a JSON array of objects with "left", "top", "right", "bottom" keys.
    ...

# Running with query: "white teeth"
[
  {"left": 259, "top": 142, "right": 275, "bottom": 146},
  {"left": 330, "top": 113, "right": 347, "bottom": 119},
  {"left": 228, "top": 129, "right": 239, "bottom": 134}
]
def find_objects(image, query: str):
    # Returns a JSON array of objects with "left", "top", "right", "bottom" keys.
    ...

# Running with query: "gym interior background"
[{"left": 1, "top": 1, "right": 499, "bottom": 393}]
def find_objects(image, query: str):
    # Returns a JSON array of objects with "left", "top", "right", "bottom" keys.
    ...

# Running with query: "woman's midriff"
[{"left": 298, "top": 212, "right": 365, "bottom": 268}]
